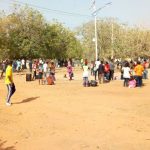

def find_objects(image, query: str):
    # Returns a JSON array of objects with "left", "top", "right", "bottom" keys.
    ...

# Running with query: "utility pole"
[
  {"left": 94, "top": 15, "right": 98, "bottom": 60},
  {"left": 111, "top": 22, "right": 114, "bottom": 59},
  {"left": 91, "top": 1, "right": 112, "bottom": 60}
]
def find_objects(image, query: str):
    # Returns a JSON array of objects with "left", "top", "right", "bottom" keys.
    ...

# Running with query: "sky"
[{"left": 0, "top": 0, "right": 150, "bottom": 29}]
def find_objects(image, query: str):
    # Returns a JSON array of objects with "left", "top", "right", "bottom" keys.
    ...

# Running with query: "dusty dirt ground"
[{"left": 0, "top": 68, "right": 150, "bottom": 150}]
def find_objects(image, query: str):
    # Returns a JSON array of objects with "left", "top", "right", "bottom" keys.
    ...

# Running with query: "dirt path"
[{"left": 0, "top": 68, "right": 150, "bottom": 150}]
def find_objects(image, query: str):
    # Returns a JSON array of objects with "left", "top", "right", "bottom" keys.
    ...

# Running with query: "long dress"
[{"left": 67, "top": 64, "right": 73, "bottom": 80}]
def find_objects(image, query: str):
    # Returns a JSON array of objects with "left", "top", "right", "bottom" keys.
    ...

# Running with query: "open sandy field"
[{"left": 0, "top": 68, "right": 150, "bottom": 150}]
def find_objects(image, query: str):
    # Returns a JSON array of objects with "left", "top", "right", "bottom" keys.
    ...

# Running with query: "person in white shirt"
[
  {"left": 82, "top": 61, "right": 89, "bottom": 87},
  {"left": 43, "top": 62, "right": 48, "bottom": 77},
  {"left": 95, "top": 58, "right": 100, "bottom": 80},
  {"left": 21, "top": 59, "right": 25, "bottom": 70},
  {"left": 122, "top": 62, "right": 131, "bottom": 87},
  {"left": 39, "top": 58, "right": 43, "bottom": 64}
]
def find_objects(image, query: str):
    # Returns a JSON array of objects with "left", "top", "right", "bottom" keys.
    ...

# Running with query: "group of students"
[
  {"left": 0, "top": 59, "right": 30, "bottom": 79},
  {"left": 82, "top": 59, "right": 115, "bottom": 87},
  {"left": 2, "top": 59, "right": 56, "bottom": 106},
  {"left": 32, "top": 59, "right": 75, "bottom": 83},
  {"left": 31, "top": 60, "right": 56, "bottom": 85},
  {"left": 121, "top": 60, "right": 149, "bottom": 88},
  {"left": 82, "top": 58, "right": 149, "bottom": 88},
  {"left": 1, "top": 58, "right": 149, "bottom": 106},
  {"left": 2, "top": 58, "right": 75, "bottom": 106}
]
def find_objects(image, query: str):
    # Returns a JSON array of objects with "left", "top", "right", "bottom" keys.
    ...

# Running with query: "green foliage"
[
  {"left": 77, "top": 18, "right": 150, "bottom": 60},
  {"left": 0, "top": 5, "right": 83, "bottom": 60},
  {"left": 2, "top": 4, "right": 149, "bottom": 61}
]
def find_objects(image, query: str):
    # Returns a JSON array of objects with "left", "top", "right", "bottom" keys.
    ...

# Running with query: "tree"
[
  {"left": 77, "top": 18, "right": 150, "bottom": 60},
  {"left": 0, "top": 5, "right": 83, "bottom": 60}
]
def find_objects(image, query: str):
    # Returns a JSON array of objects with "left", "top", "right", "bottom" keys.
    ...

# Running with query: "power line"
[{"left": 9, "top": 0, "right": 92, "bottom": 18}]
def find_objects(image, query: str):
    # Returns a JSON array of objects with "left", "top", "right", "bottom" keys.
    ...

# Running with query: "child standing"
[
  {"left": 122, "top": 62, "right": 131, "bottom": 87},
  {"left": 82, "top": 61, "right": 89, "bottom": 87},
  {"left": 50, "top": 62, "right": 56, "bottom": 81},
  {"left": 38, "top": 63, "right": 43, "bottom": 85},
  {"left": 67, "top": 61, "right": 73, "bottom": 80}
]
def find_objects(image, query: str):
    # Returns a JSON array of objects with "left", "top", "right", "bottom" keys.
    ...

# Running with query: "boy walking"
[{"left": 5, "top": 60, "right": 16, "bottom": 106}]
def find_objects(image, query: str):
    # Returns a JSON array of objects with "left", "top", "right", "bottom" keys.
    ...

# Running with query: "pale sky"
[{"left": 0, "top": 0, "right": 150, "bottom": 29}]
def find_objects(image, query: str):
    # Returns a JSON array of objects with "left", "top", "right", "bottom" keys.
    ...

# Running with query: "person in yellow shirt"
[
  {"left": 5, "top": 60, "right": 16, "bottom": 106},
  {"left": 134, "top": 61, "right": 144, "bottom": 87}
]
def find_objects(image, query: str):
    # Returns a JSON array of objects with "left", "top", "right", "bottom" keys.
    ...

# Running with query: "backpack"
[{"left": 90, "top": 80, "right": 98, "bottom": 87}]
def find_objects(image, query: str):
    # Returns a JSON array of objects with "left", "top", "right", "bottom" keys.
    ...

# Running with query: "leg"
[
  {"left": 94, "top": 70, "right": 97, "bottom": 80},
  {"left": 136, "top": 76, "right": 140, "bottom": 87},
  {"left": 139, "top": 76, "right": 142, "bottom": 87},
  {"left": 143, "top": 70, "right": 146, "bottom": 79},
  {"left": 85, "top": 77, "right": 89, "bottom": 87},
  {"left": 11, "top": 83, "right": 16, "bottom": 96},
  {"left": 6, "top": 84, "right": 15, "bottom": 104},
  {"left": 70, "top": 73, "right": 72, "bottom": 80},
  {"left": 124, "top": 78, "right": 128, "bottom": 87},
  {"left": 32, "top": 71, "right": 36, "bottom": 80},
  {"left": 111, "top": 70, "right": 114, "bottom": 80},
  {"left": 98, "top": 74, "right": 102, "bottom": 84},
  {"left": 145, "top": 69, "right": 148, "bottom": 79},
  {"left": 126, "top": 78, "right": 129, "bottom": 87},
  {"left": 101, "top": 74, "right": 104, "bottom": 83},
  {"left": 98, "top": 74, "right": 101, "bottom": 84},
  {"left": 109, "top": 70, "right": 112, "bottom": 80},
  {"left": 52, "top": 73, "right": 56, "bottom": 81},
  {"left": 104, "top": 73, "right": 106, "bottom": 81},
  {"left": 123, "top": 78, "right": 125, "bottom": 87},
  {"left": 39, "top": 79, "right": 40, "bottom": 85},
  {"left": 106, "top": 72, "right": 110, "bottom": 81},
  {"left": 91, "top": 69, "right": 93, "bottom": 76},
  {"left": 83, "top": 77, "right": 86, "bottom": 87},
  {"left": 1, "top": 71, "right": 4, "bottom": 78}
]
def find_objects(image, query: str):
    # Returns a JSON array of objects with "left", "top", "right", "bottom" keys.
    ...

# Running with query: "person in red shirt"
[{"left": 104, "top": 62, "right": 110, "bottom": 81}]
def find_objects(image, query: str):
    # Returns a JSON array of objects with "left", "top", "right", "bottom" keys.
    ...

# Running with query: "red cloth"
[{"left": 104, "top": 64, "right": 110, "bottom": 73}]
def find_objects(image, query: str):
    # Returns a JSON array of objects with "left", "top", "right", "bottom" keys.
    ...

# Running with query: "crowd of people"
[
  {"left": 0, "top": 58, "right": 75, "bottom": 106},
  {"left": 30, "top": 59, "right": 56, "bottom": 85},
  {"left": 0, "top": 59, "right": 27, "bottom": 77},
  {"left": 82, "top": 58, "right": 149, "bottom": 88},
  {"left": 121, "top": 59, "right": 149, "bottom": 88},
  {"left": 82, "top": 59, "right": 115, "bottom": 87},
  {"left": 0, "top": 57, "right": 149, "bottom": 106}
]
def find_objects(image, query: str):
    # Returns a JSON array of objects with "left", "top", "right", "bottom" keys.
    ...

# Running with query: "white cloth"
[
  {"left": 122, "top": 67, "right": 130, "bottom": 78},
  {"left": 95, "top": 60, "right": 100, "bottom": 69},
  {"left": 83, "top": 65, "right": 89, "bottom": 77},
  {"left": 21, "top": 59, "right": 25, "bottom": 65},
  {"left": 39, "top": 59, "right": 43, "bottom": 64},
  {"left": 43, "top": 63, "right": 48, "bottom": 72}
]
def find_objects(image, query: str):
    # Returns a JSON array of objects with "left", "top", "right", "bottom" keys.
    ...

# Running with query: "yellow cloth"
[
  {"left": 5, "top": 65, "right": 13, "bottom": 84},
  {"left": 134, "top": 64, "right": 144, "bottom": 76}
]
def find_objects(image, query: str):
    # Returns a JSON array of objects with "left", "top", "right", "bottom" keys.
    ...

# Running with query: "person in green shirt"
[{"left": 5, "top": 60, "right": 16, "bottom": 106}]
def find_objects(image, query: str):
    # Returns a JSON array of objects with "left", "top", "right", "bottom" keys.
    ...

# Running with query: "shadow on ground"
[
  {"left": 13, "top": 96, "right": 40, "bottom": 105},
  {"left": 0, "top": 139, "right": 16, "bottom": 150}
]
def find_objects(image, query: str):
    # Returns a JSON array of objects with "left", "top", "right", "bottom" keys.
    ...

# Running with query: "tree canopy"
[
  {"left": 1, "top": 5, "right": 150, "bottom": 61},
  {"left": 77, "top": 18, "right": 150, "bottom": 60},
  {"left": 0, "top": 6, "right": 83, "bottom": 60}
]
